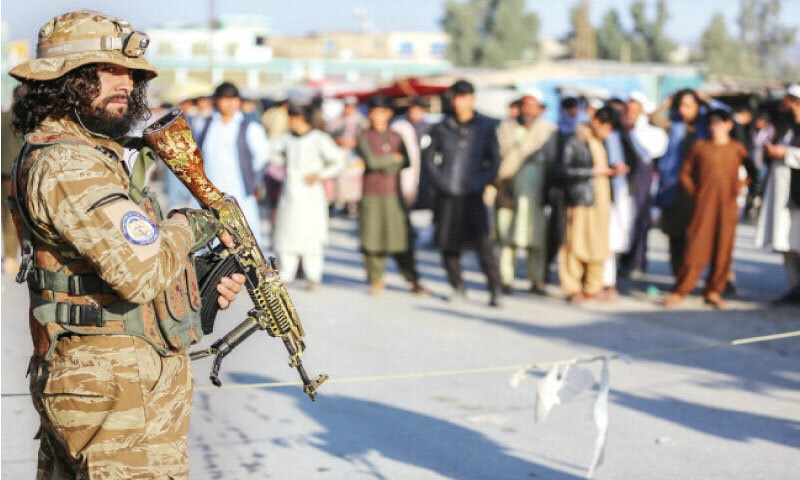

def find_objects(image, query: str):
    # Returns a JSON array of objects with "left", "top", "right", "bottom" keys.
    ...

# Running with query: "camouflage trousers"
[{"left": 28, "top": 335, "right": 193, "bottom": 479}]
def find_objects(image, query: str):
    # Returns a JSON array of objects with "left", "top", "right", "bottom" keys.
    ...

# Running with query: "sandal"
[
  {"left": 663, "top": 293, "right": 684, "bottom": 308},
  {"left": 704, "top": 294, "right": 727, "bottom": 310}
]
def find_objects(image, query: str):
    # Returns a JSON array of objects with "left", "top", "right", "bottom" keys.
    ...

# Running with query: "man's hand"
[
  {"left": 216, "top": 231, "right": 246, "bottom": 309},
  {"left": 336, "top": 136, "right": 357, "bottom": 149},
  {"left": 171, "top": 212, "right": 246, "bottom": 309},
  {"left": 695, "top": 89, "right": 712, "bottom": 105},
  {"left": 612, "top": 162, "right": 631, "bottom": 177},
  {"left": 765, "top": 143, "right": 787, "bottom": 160},
  {"left": 304, "top": 172, "right": 321, "bottom": 185},
  {"left": 593, "top": 165, "right": 614, "bottom": 176},
  {"left": 216, "top": 273, "right": 245, "bottom": 309}
]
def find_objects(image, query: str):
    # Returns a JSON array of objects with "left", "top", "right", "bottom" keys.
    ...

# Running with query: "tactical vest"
[{"left": 8, "top": 132, "right": 203, "bottom": 359}]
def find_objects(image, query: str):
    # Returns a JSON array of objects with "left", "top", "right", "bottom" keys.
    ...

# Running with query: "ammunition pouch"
[
  {"left": 151, "top": 256, "right": 203, "bottom": 350},
  {"left": 27, "top": 256, "right": 202, "bottom": 359}
]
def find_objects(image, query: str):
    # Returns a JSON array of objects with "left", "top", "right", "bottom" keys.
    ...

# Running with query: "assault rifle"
[{"left": 142, "top": 109, "right": 327, "bottom": 401}]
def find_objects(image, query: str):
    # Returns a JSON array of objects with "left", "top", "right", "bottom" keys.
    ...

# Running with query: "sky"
[{"left": 3, "top": 0, "right": 799, "bottom": 47}]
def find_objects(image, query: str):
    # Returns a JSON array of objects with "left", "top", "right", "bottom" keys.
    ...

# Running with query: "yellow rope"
[
  {"left": 3, "top": 330, "right": 799, "bottom": 397},
  {"left": 193, "top": 329, "right": 800, "bottom": 393}
]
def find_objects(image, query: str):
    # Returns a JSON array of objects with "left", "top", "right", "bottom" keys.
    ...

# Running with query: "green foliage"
[
  {"left": 700, "top": 0, "right": 797, "bottom": 80},
  {"left": 441, "top": 1, "right": 480, "bottom": 67},
  {"left": 592, "top": 0, "right": 675, "bottom": 62},
  {"left": 737, "top": 0, "right": 797, "bottom": 79},
  {"left": 440, "top": 0, "right": 540, "bottom": 67},
  {"left": 628, "top": 0, "right": 675, "bottom": 62},
  {"left": 701, "top": 12, "right": 742, "bottom": 75},
  {"left": 595, "top": 9, "right": 626, "bottom": 60}
]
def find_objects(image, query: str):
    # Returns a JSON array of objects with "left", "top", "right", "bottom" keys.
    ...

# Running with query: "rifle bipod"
[{"left": 190, "top": 308, "right": 328, "bottom": 401}]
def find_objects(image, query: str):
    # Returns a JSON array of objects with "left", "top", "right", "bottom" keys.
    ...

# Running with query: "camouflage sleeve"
[
  {"left": 168, "top": 208, "right": 220, "bottom": 252},
  {"left": 27, "top": 144, "right": 195, "bottom": 304}
]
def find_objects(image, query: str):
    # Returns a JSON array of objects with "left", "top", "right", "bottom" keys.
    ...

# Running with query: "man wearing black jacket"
[{"left": 421, "top": 80, "right": 503, "bottom": 306}]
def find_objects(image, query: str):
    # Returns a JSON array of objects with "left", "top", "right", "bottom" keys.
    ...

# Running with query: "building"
[
  {"left": 270, "top": 30, "right": 447, "bottom": 63},
  {"left": 146, "top": 15, "right": 273, "bottom": 100},
  {"left": 145, "top": 15, "right": 451, "bottom": 102}
]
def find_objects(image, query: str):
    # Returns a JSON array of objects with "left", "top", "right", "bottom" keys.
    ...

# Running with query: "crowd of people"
[
  {"left": 147, "top": 78, "right": 800, "bottom": 310},
  {"left": 7, "top": 73, "right": 797, "bottom": 309}
]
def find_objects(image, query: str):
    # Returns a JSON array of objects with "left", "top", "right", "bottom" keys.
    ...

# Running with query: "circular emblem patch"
[{"left": 121, "top": 211, "right": 159, "bottom": 245}]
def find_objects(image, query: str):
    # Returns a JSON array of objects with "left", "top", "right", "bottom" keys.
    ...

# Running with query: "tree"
[
  {"left": 441, "top": 0, "right": 540, "bottom": 67},
  {"left": 629, "top": 0, "right": 675, "bottom": 62},
  {"left": 737, "top": 0, "right": 797, "bottom": 79},
  {"left": 698, "top": 0, "right": 797, "bottom": 80},
  {"left": 700, "top": 12, "right": 742, "bottom": 75},
  {"left": 568, "top": 0, "right": 596, "bottom": 59},
  {"left": 595, "top": 9, "right": 626, "bottom": 61},
  {"left": 441, "top": 1, "right": 480, "bottom": 67}
]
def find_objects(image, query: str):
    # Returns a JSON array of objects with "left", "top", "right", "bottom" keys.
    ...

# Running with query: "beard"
[
  {"left": 77, "top": 94, "right": 137, "bottom": 138},
  {"left": 517, "top": 114, "right": 536, "bottom": 126}
]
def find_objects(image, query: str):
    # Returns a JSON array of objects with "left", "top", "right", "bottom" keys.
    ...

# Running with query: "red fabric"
[{"left": 335, "top": 77, "right": 449, "bottom": 103}]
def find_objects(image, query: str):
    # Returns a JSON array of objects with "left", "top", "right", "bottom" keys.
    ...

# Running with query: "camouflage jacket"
[
  {"left": 15, "top": 116, "right": 203, "bottom": 357},
  {"left": 20, "top": 116, "right": 194, "bottom": 301}
]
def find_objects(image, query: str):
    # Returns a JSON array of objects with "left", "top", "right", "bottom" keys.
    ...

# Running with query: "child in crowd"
[{"left": 664, "top": 108, "right": 748, "bottom": 309}]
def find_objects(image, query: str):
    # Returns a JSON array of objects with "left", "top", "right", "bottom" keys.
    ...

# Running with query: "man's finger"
[
  {"left": 217, "top": 295, "right": 230, "bottom": 309},
  {"left": 215, "top": 274, "right": 246, "bottom": 309},
  {"left": 228, "top": 273, "right": 246, "bottom": 292},
  {"left": 219, "top": 231, "right": 235, "bottom": 248}
]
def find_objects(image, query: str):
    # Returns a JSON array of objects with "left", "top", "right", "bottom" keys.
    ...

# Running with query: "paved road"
[{"left": 2, "top": 217, "right": 799, "bottom": 479}]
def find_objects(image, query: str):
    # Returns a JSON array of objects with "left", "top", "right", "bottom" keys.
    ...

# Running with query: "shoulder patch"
[{"left": 121, "top": 211, "right": 159, "bottom": 245}]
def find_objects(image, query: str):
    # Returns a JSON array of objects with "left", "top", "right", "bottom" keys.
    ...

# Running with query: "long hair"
[
  {"left": 669, "top": 89, "right": 706, "bottom": 125},
  {"left": 11, "top": 64, "right": 151, "bottom": 136}
]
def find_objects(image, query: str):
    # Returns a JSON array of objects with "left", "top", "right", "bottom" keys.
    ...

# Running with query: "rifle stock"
[{"left": 142, "top": 108, "right": 327, "bottom": 401}]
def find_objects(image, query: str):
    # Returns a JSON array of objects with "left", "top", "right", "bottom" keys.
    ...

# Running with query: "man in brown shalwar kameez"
[
  {"left": 558, "top": 107, "right": 620, "bottom": 304},
  {"left": 664, "top": 108, "right": 748, "bottom": 309}
]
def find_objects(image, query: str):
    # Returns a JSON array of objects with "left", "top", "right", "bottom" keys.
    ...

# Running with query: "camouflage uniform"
[{"left": 9, "top": 11, "right": 218, "bottom": 480}]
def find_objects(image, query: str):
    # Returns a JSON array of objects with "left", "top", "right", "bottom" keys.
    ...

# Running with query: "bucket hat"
[{"left": 9, "top": 10, "right": 157, "bottom": 82}]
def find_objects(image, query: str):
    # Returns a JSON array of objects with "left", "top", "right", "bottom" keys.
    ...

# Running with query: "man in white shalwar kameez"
[
  {"left": 270, "top": 104, "right": 344, "bottom": 289},
  {"left": 756, "top": 85, "right": 800, "bottom": 304},
  {"left": 195, "top": 82, "right": 270, "bottom": 238},
  {"left": 601, "top": 99, "right": 631, "bottom": 297}
]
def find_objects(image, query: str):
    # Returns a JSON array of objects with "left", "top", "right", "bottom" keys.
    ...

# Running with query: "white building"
[
  {"left": 144, "top": 15, "right": 450, "bottom": 102},
  {"left": 146, "top": 14, "right": 273, "bottom": 98}
]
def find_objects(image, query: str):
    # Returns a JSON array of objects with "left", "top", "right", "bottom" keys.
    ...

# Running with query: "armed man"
[{"left": 8, "top": 11, "right": 246, "bottom": 479}]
